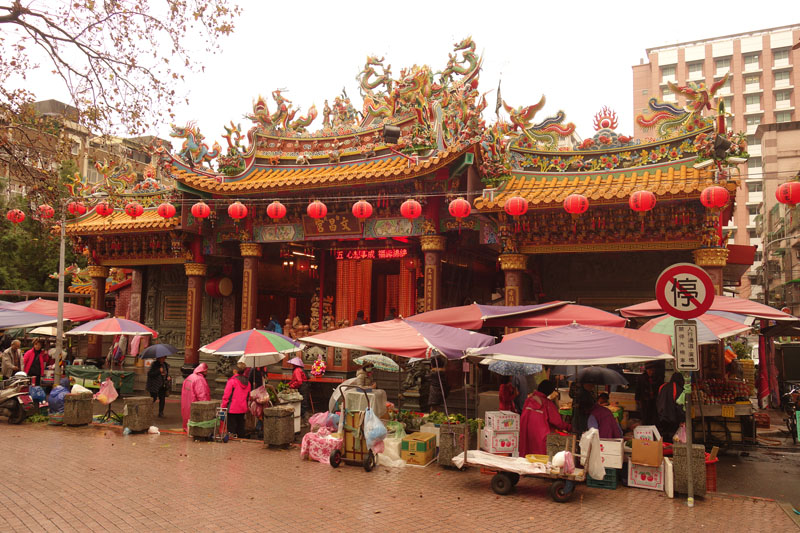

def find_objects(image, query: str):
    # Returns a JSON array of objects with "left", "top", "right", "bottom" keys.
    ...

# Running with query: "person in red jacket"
[
  {"left": 519, "top": 380, "right": 570, "bottom": 456},
  {"left": 287, "top": 356, "right": 310, "bottom": 416},
  {"left": 498, "top": 376, "right": 518, "bottom": 413},
  {"left": 23, "top": 338, "right": 50, "bottom": 387},
  {"left": 222, "top": 362, "right": 251, "bottom": 438}
]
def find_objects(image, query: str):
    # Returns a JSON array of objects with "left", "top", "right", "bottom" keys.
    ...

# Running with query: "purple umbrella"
[{"left": 0, "top": 308, "right": 60, "bottom": 329}]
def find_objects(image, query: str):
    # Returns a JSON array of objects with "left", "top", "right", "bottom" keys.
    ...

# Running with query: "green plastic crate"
[{"left": 587, "top": 467, "right": 618, "bottom": 490}]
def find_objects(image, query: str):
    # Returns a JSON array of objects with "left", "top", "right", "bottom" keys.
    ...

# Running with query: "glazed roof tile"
[
  {"left": 65, "top": 208, "right": 178, "bottom": 235},
  {"left": 475, "top": 160, "right": 718, "bottom": 211},
  {"left": 171, "top": 144, "right": 470, "bottom": 195}
]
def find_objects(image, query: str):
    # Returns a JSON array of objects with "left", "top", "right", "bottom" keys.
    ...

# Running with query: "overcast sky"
[{"left": 22, "top": 0, "right": 799, "bottom": 144}]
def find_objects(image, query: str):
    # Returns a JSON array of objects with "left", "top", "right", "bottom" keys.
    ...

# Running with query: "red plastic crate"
[{"left": 705, "top": 462, "right": 717, "bottom": 492}]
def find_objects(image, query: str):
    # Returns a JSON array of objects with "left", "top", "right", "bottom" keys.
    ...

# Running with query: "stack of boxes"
[
  {"left": 628, "top": 426, "right": 665, "bottom": 491},
  {"left": 481, "top": 411, "right": 520, "bottom": 457}
]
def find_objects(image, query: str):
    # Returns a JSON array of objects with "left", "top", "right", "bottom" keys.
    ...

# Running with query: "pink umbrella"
[
  {"left": 0, "top": 298, "right": 108, "bottom": 322},
  {"left": 65, "top": 317, "right": 158, "bottom": 338},
  {"left": 619, "top": 295, "right": 795, "bottom": 321},
  {"left": 639, "top": 313, "right": 751, "bottom": 344},
  {"left": 487, "top": 304, "right": 627, "bottom": 328},
  {"left": 408, "top": 301, "right": 569, "bottom": 330}
]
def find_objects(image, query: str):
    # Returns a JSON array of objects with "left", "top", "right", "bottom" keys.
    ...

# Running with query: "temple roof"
[
  {"left": 65, "top": 208, "right": 178, "bottom": 235},
  {"left": 170, "top": 144, "right": 472, "bottom": 195},
  {"left": 475, "top": 159, "right": 720, "bottom": 211}
]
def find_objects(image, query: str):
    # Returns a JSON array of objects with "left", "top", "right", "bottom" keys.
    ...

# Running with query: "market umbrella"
[
  {"left": 300, "top": 318, "right": 496, "bottom": 360},
  {"left": 618, "top": 295, "right": 795, "bottom": 321},
  {"left": 568, "top": 366, "right": 629, "bottom": 386},
  {"left": 487, "top": 304, "right": 627, "bottom": 328},
  {"left": 0, "top": 298, "right": 108, "bottom": 322},
  {"left": 469, "top": 323, "right": 672, "bottom": 365},
  {"left": 65, "top": 317, "right": 158, "bottom": 337},
  {"left": 707, "top": 310, "right": 754, "bottom": 325},
  {"left": 28, "top": 326, "right": 66, "bottom": 337},
  {"left": 0, "top": 308, "right": 60, "bottom": 330},
  {"left": 485, "top": 360, "right": 543, "bottom": 376},
  {"left": 408, "top": 301, "right": 570, "bottom": 330},
  {"left": 200, "top": 329, "right": 303, "bottom": 367},
  {"left": 141, "top": 343, "right": 178, "bottom": 359},
  {"left": 353, "top": 354, "right": 400, "bottom": 372},
  {"left": 639, "top": 313, "right": 752, "bottom": 344}
]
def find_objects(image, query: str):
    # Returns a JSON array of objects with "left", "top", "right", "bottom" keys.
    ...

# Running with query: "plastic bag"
[
  {"left": 673, "top": 423, "right": 687, "bottom": 444},
  {"left": 309, "top": 412, "right": 334, "bottom": 431},
  {"left": 384, "top": 420, "right": 406, "bottom": 439},
  {"left": 562, "top": 451, "right": 575, "bottom": 474},
  {"left": 94, "top": 378, "right": 118, "bottom": 405},
  {"left": 29, "top": 385, "right": 46, "bottom": 402},
  {"left": 363, "top": 408, "right": 387, "bottom": 449},
  {"left": 71, "top": 384, "right": 91, "bottom": 394},
  {"left": 147, "top": 426, "right": 160, "bottom": 434}
]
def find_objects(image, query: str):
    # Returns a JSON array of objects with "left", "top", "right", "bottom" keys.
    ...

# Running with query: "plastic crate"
[
  {"left": 705, "top": 462, "right": 717, "bottom": 492},
  {"left": 587, "top": 467, "right": 618, "bottom": 490}
]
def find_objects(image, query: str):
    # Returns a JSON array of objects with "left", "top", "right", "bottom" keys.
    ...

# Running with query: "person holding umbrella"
[
  {"left": 147, "top": 355, "right": 171, "bottom": 418},
  {"left": 180, "top": 362, "right": 210, "bottom": 432}
]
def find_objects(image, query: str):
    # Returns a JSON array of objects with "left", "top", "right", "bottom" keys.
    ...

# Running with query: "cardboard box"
[
  {"left": 401, "top": 432, "right": 437, "bottom": 466},
  {"left": 598, "top": 438, "right": 624, "bottom": 469},
  {"left": 634, "top": 425, "right": 662, "bottom": 441},
  {"left": 627, "top": 458, "right": 665, "bottom": 491},
  {"left": 632, "top": 437, "right": 664, "bottom": 467},
  {"left": 484, "top": 411, "right": 520, "bottom": 432},
  {"left": 480, "top": 428, "right": 519, "bottom": 454},
  {"left": 419, "top": 423, "right": 440, "bottom": 447},
  {"left": 609, "top": 391, "right": 637, "bottom": 412}
]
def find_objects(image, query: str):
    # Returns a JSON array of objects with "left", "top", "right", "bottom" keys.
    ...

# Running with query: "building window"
[
  {"left": 70, "top": 142, "right": 80, "bottom": 155},
  {"left": 744, "top": 74, "right": 760, "bottom": 89},
  {"left": 747, "top": 156, "right": 762, "bottom": 169},
  {"left": 774, "top": 70, "right": 791, "bottom": 87},
  {"left": 773, "top": 48, "right": 790, "bottom": 66},
  {"left": 748, "top": 229, "right": 757, "bottom": 239},
  {"left": 776, "top": 110, "right": 793, "bottom": 123},
  {"left": 746, "top": 135, "right": 759, "bottom": 147},
  {"left": 687, "top": 62, "right": 703, "bottom": 78},
  {"left": 746, "top": 115, "right": 761, "bottom": 127},
  {"left": 745, "top": 94, "right": 761, "bottom": 110},
  {"left": 721, "top": 96, "right": 733, "bottom": 113},
  {"left": 747, "top": 181, "right": 763, "bottom": 193},
  {"left": 748, "top": 205, "right": 760, "bottom": 216},
  {"left": 754, "top": 251, "right": 763, "bottom": 262},
  {"left": 743, "top": 53, "right": 760, "bottom": 70},
  {"left": 661, "top": 65, "right": 676, "bottom": 82}
]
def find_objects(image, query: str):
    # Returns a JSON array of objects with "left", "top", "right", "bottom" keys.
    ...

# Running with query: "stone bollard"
[
  {"left": 438, "top": 423, "right": 477, "bottom": 467},
  {"left": 189, "top": 400, "right": 220, "bottom": 438},
  {"left": 263, "top": 406, "right": 294, "bottom": 447},
  {"left": 123, "top": 396, "right": 153, "bottom": 432},
  {"left": 63, "top": 392, "right": 93, "bottom": 426},
  {"left": 673, "top": 443, "right": 707, "bottom": 497}
]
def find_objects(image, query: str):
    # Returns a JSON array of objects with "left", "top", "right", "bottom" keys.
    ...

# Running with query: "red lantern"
[
  {"left": 563, "top": 194, "right": 589, "bottom": 215},
  {"left": 157, "top": 202, "right": 176, "bottom": 219},
  {"left": 6, "top": 209, "right": 25, "bottom": 224},
  {"left": 448, "top": 197, "right": 471, "bottom": 219},
  {"left": 124, "top": 201, "right": 143, "bottom": 218},
  {"left": 191, "top": 201, "right": 211, "bottom": 219},
  {"left": 307, "top": 200, "right": 327, "bottom": 219},
  {"left": 67, "top": 201, "right": 87, "bottom": 216},
  {"left": 352, "top": 200, "right": 373, "bottom": 219},
  {"left": 503, "top": 196, "right": 529, "bottom": 217},
  {"left": 629, "top": 190, "right": 657, "bottom": 213},
  {"left": 776, "top": 182, "right": 800, "bottom": 206},
  {"left": 266, "top": 201, "right": 286, "bottom": 220},
  {"left": 95, "top": 201, "right": 114, "bottom": 217},
  {"left": 38, "top": 204, "right": 54, "bottom": 219},
  {"left": 228, "top": 201, "right": 248, "bottom": 220},
  {"left": 400, "top": 199, "right": 422, "bottom": 220},
  {"left": 700, "top": 186, "right": 729, "bottom": 209}
]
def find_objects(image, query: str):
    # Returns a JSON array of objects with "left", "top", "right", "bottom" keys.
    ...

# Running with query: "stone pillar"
[
  {"left": 420, "top": 235, "right": 446, "bottom": 311},
  {"left": 693, "top": 247, "right": 729, "bottom": 296},
  {"left": 240, "top": 242, "right": 262, "bottom": 330},
  {"left": 87, "top": 265, "right": 108, "bottom": 359},
  {"left": 184, "top": 262, "right": 207, "bottom": 368},
  {"left": 128, "top": 269, "right": 144, "bottom": 323},
  {"left": 499, "top": 254, "right": 528, "bottom": 306}
]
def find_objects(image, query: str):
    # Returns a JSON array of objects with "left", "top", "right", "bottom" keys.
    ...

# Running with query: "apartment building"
[{"left": 632, "top": 24, "right": 800, "bottom": 300}]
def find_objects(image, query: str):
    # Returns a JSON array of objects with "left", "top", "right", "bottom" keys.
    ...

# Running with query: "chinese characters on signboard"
[
  {"left": 333, "top": 248, "right": 409, "bottom": 260},
  {"left": 303, "top": 214, "right": 361, "bottom": 237},
  {"left": 674, "top": 321, "right": 699, "bottom": 371}
]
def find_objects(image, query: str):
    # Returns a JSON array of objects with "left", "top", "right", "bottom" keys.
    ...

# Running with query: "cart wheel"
[
  {"left": 491, "top": 473, "right": 514, "bottom": 495},
  {"left": 549, "top": 480, "right": 574, "bottom": 503},
  {"left": 330, "top": 449, "right": 342, "bottom": 468},
  {"left": 8, "top": 402, "right": 25, "bottom": 425},
  {"left": 508, "top": 472, "right": 520, "bottom": 486},
  {"left": 363, "top": 451, "right": 375, "bottom": 472}
]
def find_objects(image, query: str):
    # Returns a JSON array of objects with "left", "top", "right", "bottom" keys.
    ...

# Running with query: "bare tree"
[{"left": 0, "top": 0, "right": 240, "bottom": 203}]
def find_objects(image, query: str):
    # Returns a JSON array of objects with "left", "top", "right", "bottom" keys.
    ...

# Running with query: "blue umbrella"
[
  {"left": 486, "top": 360, "right": 542, "bottom": 376},
  {"left": 141, "top": 343, "right": 178, "bottom": 359}
]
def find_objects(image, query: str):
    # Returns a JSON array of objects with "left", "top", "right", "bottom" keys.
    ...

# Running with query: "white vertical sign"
[{"left": 674, "top": 320, "right": 699, "bottom": 371}]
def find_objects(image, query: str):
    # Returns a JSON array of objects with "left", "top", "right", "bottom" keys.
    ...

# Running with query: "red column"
[
  {"left": 240, "top": 242, "right": 261, "bottom": 330},
  {"left": 86, "top": 265, "right": 108, "bottom": 359},
  {"left": 420, "top": 236, "right": 446, "bottom": 311},
  {"left": 184, "top": 262, "right": 207, "bottom": 366}
]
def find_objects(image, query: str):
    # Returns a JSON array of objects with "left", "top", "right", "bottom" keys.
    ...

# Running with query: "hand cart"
[
  {"left": 452, "top": 434, "right": 589, "bottom": 503},
  {"left": 213, "top": 407, "right": 230, "bottom": 443},
  {"left": 329, "top": 385, "right": 377, "bottom": 472}
]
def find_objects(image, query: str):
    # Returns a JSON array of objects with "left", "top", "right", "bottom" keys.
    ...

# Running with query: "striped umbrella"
[
  {"left": 65, "top": 317, "right": 158, "bottom": 337},
  {"left": 200, "top": 329, "right": 303, "bottom": 366},
  {"left": 485, "top": 360, "right": 543, "bottom": 376},
  {"left": 639, "top": 313, "right": 751, "bottom": 345},
  {"left": 353, "top": 354, "right": 400, "bottom": 372}
]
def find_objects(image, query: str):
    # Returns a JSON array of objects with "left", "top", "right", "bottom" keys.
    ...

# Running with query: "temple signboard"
[{"left": 303, "top": 214, "right": 362, "bottom": 238}]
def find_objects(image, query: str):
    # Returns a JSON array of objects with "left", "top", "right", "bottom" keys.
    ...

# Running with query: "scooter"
[{"left": 0, "top": 375, "right": 36, "bottom": 424}]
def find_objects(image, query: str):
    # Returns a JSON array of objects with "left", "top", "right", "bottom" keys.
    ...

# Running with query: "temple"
[{"left": 64, "top": 38, "right": 754, "bottom": 384}]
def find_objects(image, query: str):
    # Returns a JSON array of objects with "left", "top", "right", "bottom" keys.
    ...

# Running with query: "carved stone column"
[
  {"left": 184, "top": 262, "right": 207, "bottom": 369},
  {"left": 499, "top": 254, "right": 527, "bottom": 306},
  {"left": 240, "top": 242, "right": 262, "bottom": 330},
  {"left": 693, "top": 247, "right": 729, "bottom": 296},
  {"left": 420, "top": 235, "right": 446, "bottom": 312},
  {"left": 87, "top": 265, "right": 108, "bottom": 359}
]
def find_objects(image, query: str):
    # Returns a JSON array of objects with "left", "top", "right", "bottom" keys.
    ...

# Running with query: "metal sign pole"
[
  {"left": 674, "top": 319, "right": 699, "bottom": 508},
  {"left": 684, "top": 370, "right": 694, "bottom": 508}
]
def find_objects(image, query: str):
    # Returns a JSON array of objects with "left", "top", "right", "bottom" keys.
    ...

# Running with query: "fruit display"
[{"left": 692, "top": 379, "right": 750, "bottom": 405}]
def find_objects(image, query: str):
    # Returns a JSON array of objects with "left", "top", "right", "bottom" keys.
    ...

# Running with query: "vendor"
[
  {"left": 656, "top": 372, "right": 685, "bottom": 443},
  {"left": 355, "top": 362, "right": 376, "bottom": 389},
  {"left": 569, "top": 382, "right": 595, "bottom": 436},
  {"left": 48, "top": 377, "right": 71, "bottom": 415},
  {"left": 519, "top": 380, "right": 570, "bottom": 456},
  {"left": 636, "top": 361, "right": 661, "bottom": 425},
  {"left": 587, "top": 397, "right": 622, "bottom": 438},
  {"left": 288, "top": 357, "right": 310, "bottom": 416},
  {"left": 23, "top": 338, "right": 50, "bottom": 387}
]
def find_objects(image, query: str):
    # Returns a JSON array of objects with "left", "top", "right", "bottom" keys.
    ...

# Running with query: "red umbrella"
[
  {"left": 0, "top": 297, "right": 108, "bottom": 322},
  {"left": 408, "top": 301, "right": 570, "bottom": 330},
  {"left": 487, "top": 304, "right": 626, "bottom": 328},
  {"left": 618, "top": 295, "right": 795, "bottom": 321},
  {"left": 65, "top": 317, "right": 157, "bottom": 338}
]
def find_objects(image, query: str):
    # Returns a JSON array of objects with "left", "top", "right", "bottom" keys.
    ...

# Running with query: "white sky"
[{"left": 20, "top": 0, "right": 799, "bottom": 144}]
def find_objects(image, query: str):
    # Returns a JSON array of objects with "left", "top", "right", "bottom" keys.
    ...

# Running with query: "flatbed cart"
[
  {"left": 452, "top": 435, "right": 589, "bottom": 503},
  {"left": 329, "top": 385, "right": 377, "bottom": 472}
]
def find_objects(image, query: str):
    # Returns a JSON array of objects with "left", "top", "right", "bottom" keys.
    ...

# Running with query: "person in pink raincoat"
[
  {"left": 181, "top": 362, "right": 211, "bottom": 432},
  {"left": 519, "top": 380, "right": 571, "bottom": 456},
  {"left": 222, "top": 362, "right": 251, "bottom": 438}
]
